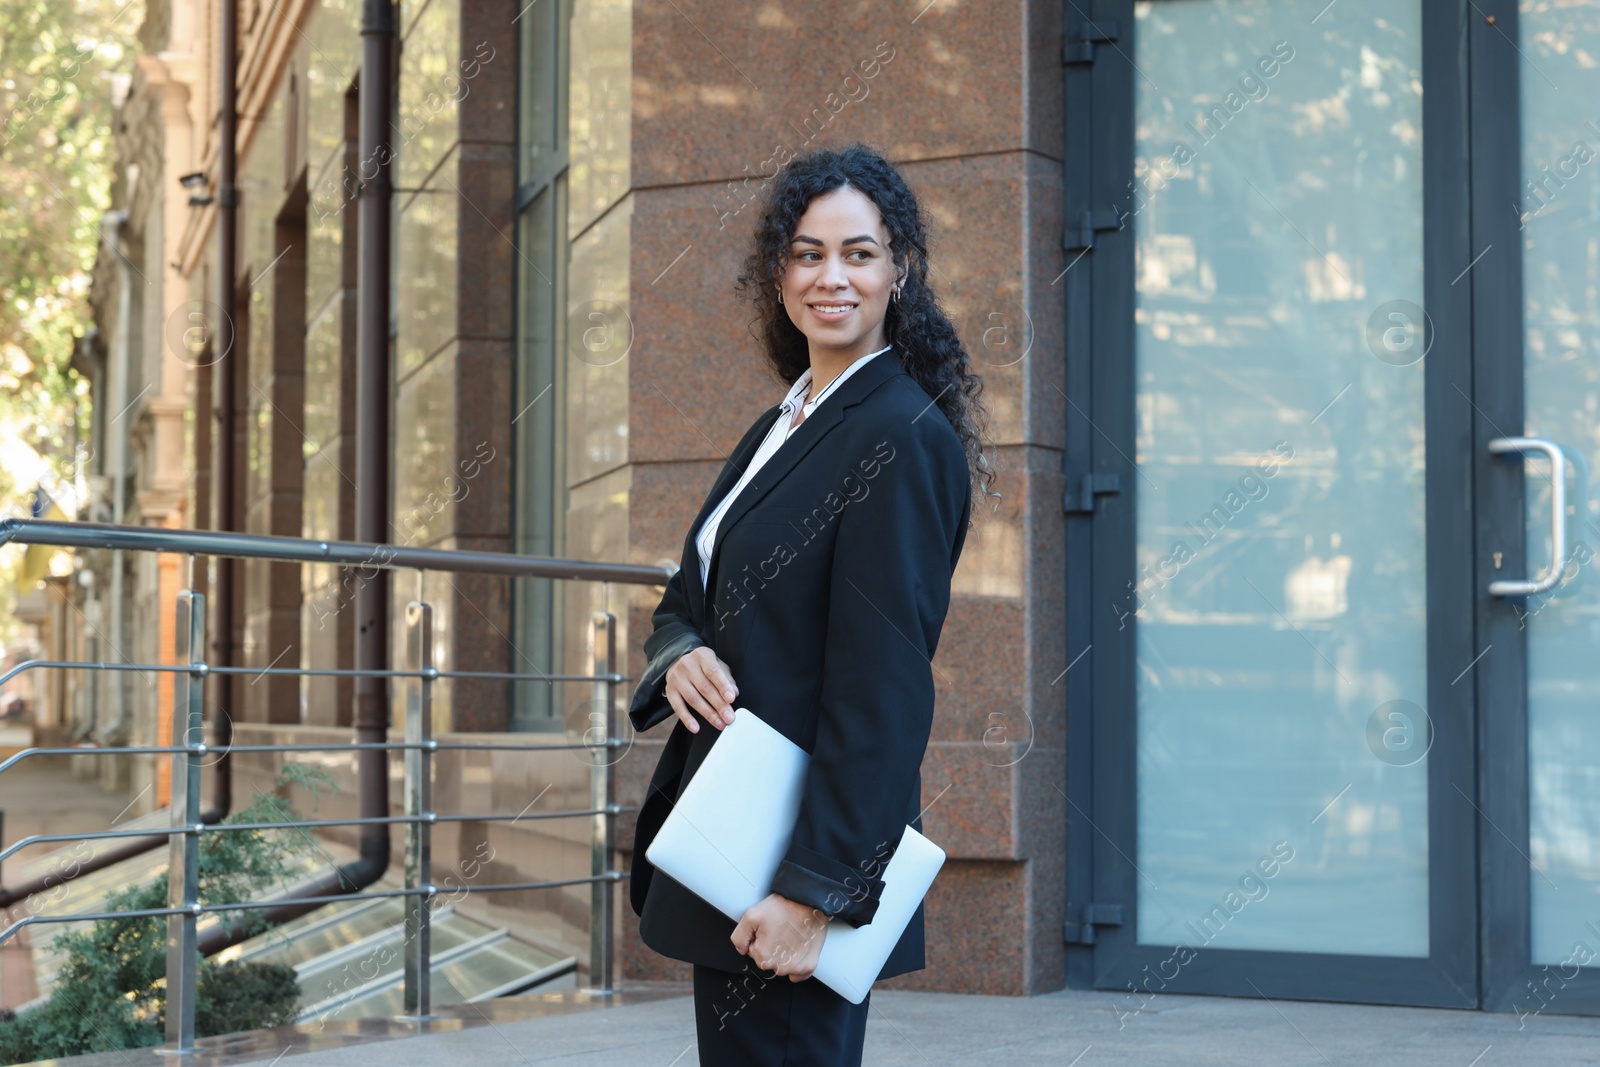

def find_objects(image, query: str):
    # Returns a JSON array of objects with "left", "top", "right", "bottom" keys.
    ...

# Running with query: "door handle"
[{"left": 1488, "top": 436, "right": 1567, "bottom": 597}]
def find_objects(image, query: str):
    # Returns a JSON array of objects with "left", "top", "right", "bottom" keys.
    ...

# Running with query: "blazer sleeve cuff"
[
  {"left": 627, "top": 629, "right": 705, "bottom": 734},
  {"left": 769, "top": 845, "right": 882, "bottom": 928}
]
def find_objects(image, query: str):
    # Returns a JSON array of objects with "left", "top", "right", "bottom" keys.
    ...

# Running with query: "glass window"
[
  {"left": 1131, "top": 0, "right": 1430, "bottom": 957},
  {"left": 511, "top": 0, "right": 570, "bottom": 731},
  {"left": 1517, "top": 0, "right": 1600, "bottom": 968}
]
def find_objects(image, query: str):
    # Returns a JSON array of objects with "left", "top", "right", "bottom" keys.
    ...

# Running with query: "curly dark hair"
[{"left": 733, "top": 142, "right": 1000, "bottom": 513}]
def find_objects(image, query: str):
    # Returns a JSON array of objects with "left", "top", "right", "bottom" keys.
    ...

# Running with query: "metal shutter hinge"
[
  {"left": 1063, "top": 208, "right": 1125, "bottom": 252},
  {"left": 1064, "top": 903, "right": 1124, "bottom": 945},
  {"left": 1063, "top": 20, "right": 1120, "bottom": 65},
  {"left": 1064, "top": 472, "right": 1122, "bottom": 514}
]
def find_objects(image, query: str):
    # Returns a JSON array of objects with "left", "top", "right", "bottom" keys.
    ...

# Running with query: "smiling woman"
[
  {"left": 625, "top": 143, "right": 998, "bottom": 1067},
  {"left": 775, "top": 195, "right": 903, "bottom": 412}
]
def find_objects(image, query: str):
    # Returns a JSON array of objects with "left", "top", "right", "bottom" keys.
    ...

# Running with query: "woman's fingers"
[
  {"left": 730, "top": 913, "right": 754, "bottom": 954},
  {"left": 664, "top": 686, "right": 698, "bottom": 733},
  {"left": 667, "top": 651, "right": 732, "bottom": 729},
  {"left": 667, "top": 660, "right": 720, "bottom": 725},
  {"left": 683, "top": 650, "right": 737, "bottom": 728},
  {"left": 688, "top": 652, "right": 736, "bottom": 716},
  {"left": 702, "top": 653, "right": 740, "bottom": 705},
  {"left": 691, "top": 672, "right": 734, "bottom": 729},
  {"left": 664, "top": 647, "right": 741, "bottom": 731}
]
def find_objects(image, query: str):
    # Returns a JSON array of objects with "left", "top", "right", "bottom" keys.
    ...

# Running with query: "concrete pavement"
[{"left": 25, "top": 980, "right": 1600, "bottom": 1066}]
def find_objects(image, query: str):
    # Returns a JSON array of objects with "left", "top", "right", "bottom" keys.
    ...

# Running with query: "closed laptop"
[{"left": 645, "top": 707, "right": 945, "bottom": 1004}]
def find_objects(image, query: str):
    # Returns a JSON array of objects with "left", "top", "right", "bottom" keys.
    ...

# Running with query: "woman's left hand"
[{"left": 730, "top": 892, "right": 829, "bottom": 981}]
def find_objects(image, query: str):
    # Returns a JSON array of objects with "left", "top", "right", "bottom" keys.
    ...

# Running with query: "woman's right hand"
[{"left": 664, "top": 646, "right": 739, "bottom": 733}]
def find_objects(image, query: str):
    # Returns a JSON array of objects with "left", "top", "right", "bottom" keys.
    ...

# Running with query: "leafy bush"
[{"left": 0, "top": 763, "right": 339, "bottom": 1061}]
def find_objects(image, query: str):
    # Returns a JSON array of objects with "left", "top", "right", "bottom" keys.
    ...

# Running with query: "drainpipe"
[
  {"left": 74, "top": 329, "right": 104, "bottom": 740},
  {"left": 197, "top": 0, "right": 396, "bottom": 953},
  {"left": 347, "top": 0, "right": 398, "bottom": 900},
  {"left": 203, "top": 0, "right": 240, "bottom": 826},
  {"left": 98, "top": 210, "right": 132, "bottom": 746}
]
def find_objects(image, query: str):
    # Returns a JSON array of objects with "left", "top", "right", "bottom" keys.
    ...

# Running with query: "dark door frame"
[
  {"left": 1470, "top": 0, "right": 1600, "bottom": 1018},
  {"left": 1064, "top": 0, "right": 1482, "bottom": 1008}
]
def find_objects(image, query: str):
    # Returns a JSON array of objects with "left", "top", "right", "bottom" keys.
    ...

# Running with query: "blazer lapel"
[
  {"left": 703, "top": 351, "right": 903, "bottom": 601},
  {"left": 682, "top": 404, "right": 784, "bottom": 619}
]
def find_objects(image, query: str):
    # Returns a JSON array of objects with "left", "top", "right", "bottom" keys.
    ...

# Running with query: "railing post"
[
  {"left": 402, "top": 601, "right": 435, "bottom": 1019},
  {"left": 588, "top": 611, "right": 616, "bottom": 992},
  {"left": 164, "top": 589, "right": 205, "bottom": 1052}
]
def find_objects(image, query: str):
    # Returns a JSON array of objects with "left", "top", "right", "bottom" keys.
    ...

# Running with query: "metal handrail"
[
  {"left": 0, "top": 735, "right": 638, "bottom": 778},
  {"left": 0, "top": 804, "right": 636, "bottom": 864},
  {"left": 0, "top": 519, "right": 663, "bottom": 1050},
  {"left": 0, "top": 659, "right": 629, "bottom": 685},
  {"left": 0, "top": 517, "right": 675, "bottom": 584},
  {"left": 0, "top": 872, "right": 628, "bottom": 942}
]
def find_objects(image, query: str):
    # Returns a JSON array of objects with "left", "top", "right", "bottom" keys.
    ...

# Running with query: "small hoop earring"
[
  {"left": 777, "top": 286, "right": 784, "bottom": 306},
  {"left": 891, "top": 286, "right": 900, "bottom": 304}
]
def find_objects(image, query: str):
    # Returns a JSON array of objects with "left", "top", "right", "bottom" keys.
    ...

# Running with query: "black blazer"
[{"left": 626, "top": 350, "right": 972, "bottom": 981}]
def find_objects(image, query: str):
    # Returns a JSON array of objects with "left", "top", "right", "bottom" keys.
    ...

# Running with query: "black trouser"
[{"left": 691, "top": 961, "right": 871, "bottom": 1066}]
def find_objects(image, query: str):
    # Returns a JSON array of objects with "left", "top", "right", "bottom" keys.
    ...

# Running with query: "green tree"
[{"left": 0, "top": 0, "right": 139, "bottom": 627}]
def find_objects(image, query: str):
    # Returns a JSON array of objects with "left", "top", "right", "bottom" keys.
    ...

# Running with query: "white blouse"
[{"left": 695, "top": 343, "right": 893, "bottom": 591}]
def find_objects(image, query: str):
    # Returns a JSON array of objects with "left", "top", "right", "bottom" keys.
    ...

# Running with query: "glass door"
[
  {"left": 1064, "top": 0, "right": 1480, "bottom": 1006},
  {"left": 1476, "top": 0, "right": 1600, "bottom": 1017}
]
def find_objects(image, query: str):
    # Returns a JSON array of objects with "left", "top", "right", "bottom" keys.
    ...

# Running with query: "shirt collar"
[{"left": 783, "top": 344, "right": 893, "bottom": 417}]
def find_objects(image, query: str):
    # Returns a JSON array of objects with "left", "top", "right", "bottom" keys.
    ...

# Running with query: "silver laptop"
[{"left": 645, "top": 707, "right": 945, "bottom": 1004}]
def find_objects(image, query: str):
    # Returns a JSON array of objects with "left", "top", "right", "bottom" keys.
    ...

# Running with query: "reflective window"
[{"left": 1132, "top": 0, "right": 1430, "bottom": 956}]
